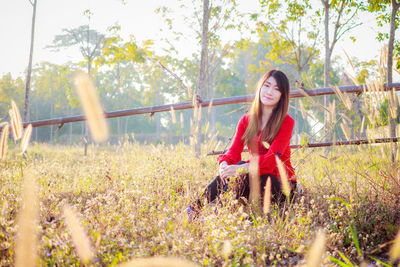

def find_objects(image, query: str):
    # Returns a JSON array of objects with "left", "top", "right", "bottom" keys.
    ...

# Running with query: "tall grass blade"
[
  {"left": 306, "top": 231, "right": 326, "bottom": 267},
  {"left": 0, "top": 123, "right": 9, "bottom": 160},
  {"left": 9, "top": 110, "right": 17, "bottom": 141},
  {"left": 329, "top": 99, "right": 336, "bottom": 126},
  {"left": 180, "top": 112, "right": 184, "bottom": 128},
  {"left": 275, "top": 156, "right": 290, "bottom": 197},
  {"left": 249, "top": 156, "right": 260, "bottom": 211},
  {"left": 15, "top": 169, "right": 38, "bottom": 267},
  {"left": 170, "top": 106, "right": 176, "bottom": 124},
  {"left": 74, "top": 71, "right": 109, "bottom": 142},
  {"left": 349, "top": 225, "right": 361, "bottom": 257},
  {"left": 21, "top": 124, "right": 33, "bottom": 154},
  {"left": 63, "top": 205, "right": 93, "bottom": 264},
  {"left": 10, "top": 100, "right": 23, "bottom": 140},
  {"left": 327, "top": 256, "right": 352, "bottom": 267},
  {"left": 207, "top": 99, "right": 213, "bottom": 117},
  {"left": 389, "top": 228, "right": 400, "bottom": 262},
  {"left": 299, "top": 99, "right": 308, "bottom": 119},
  {"left": 336, "top": 250, "right": 354, "bottom": 266},
  {"left": 332, "top": 86, "right": 352, "bottom": 111},
  {"left": 263, "top": 177, "right": 271, "bottom": 214},
  {"left": 368, "top": 256, "right": 391, "bottom": 267},
  {"left": 340, "top": 122, "right": 351, "bottom": 141},
  {"left": 343, "top": 49, "right": 355, "bottom": 70}
]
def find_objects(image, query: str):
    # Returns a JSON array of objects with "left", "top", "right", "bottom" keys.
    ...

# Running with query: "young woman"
[{"left": 188, "top": 69, "right": 296, "bottom": 218}]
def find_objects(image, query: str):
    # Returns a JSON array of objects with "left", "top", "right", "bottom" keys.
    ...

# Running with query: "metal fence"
[{"left": 1, "top": 83, "right": 399, "bottom": 153}]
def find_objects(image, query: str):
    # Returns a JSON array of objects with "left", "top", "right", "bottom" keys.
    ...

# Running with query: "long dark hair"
[{"left": 242, "top": 70, "right": 290, "bottom": 147}]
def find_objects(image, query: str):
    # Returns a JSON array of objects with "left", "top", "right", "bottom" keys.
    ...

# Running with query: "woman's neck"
[{"left": 260, "top": 106, "right": 273, "bottom": 130}]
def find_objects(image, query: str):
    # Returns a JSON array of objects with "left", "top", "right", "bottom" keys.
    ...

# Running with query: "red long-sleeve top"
[{"left": 217, "top": 114, "right": 296, "bottom": 181}]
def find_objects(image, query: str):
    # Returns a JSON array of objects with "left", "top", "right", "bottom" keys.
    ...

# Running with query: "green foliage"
[
  {"left": 0, "top": 73, "right": 24, "bottom": 118},
  {"left": 256, "top": 0, "right": 320, "bottom": 79},
  {"left": 362, "top": 0, "right": 400, "bottom": 63},
  {"left": 94, "top": 24, "right": 148, "bottom": 69}
]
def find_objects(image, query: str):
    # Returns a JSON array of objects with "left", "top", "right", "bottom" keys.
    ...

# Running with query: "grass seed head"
[
  {"left": 21, "top": 124, "right": 33, "bottom": 154},
  {"left": 275, "top": 156, "right": 290, "bottom": 197},
  {"left": 10, "top": 100, "right": 23, "bottom": 140},
  {"left": 306, "top": 231, "right": 326, "bottom": 267},
  {"left": 74, "top": 71, "right": 109, "bottom": 142},
  {"left": 263, "top": 177, "right": 271, "bottom": 214},
  {"left": 0, "top": 123, "right": 9, "bottom": 160},
  {"left": 15, "top": 168, "right": 38, "bottom": 267},
  {"left": 63, "top": 205, "right": 93, "bottom": 264},
  {"left": 249, "top": 156, "right": 260, "bottom": 205},
  {"left": 221, "top": 240, "right": 233, "bottom": 260}
]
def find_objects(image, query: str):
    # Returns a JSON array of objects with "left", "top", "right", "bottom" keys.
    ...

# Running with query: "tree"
[
  {"left": 257, "top": 0, "right": 320, "bottom": 80},
  {"left": 365, "top": 0, "right": 400, "bottom": 161},
  {"left": 24, "top": 0, "right": 38, "bottom": 122},
  {"left": 94, "top": 24, "right": 149, "bottom": 140},
  {"left": 195, "top": 0, "right": 210, "bottom": 156},
  {"left": 256, "top": 0, "right": 321, "bottom": 143},
  {"left": 156, "top": 0, "right": 244, "bottom": 155},
  {"left": 47, "top": 22, "right": 105, "bottom": 154},
  {"left": 47, "top": 25, "right": 105, "bottom": 76},
  {"left": 319, "top": 0, "right": 362, "bottom": 143},
  {"left": 31, "top": 62, "right": 75, "bottom": 143},
  {"left": 0, "top": 73, "right": 25, "bottom": 118}
]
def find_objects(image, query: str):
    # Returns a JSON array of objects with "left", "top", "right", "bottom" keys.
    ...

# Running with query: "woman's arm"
[
  {"left": 217, "top": 115, "right": 248, "bottom": 165},
  {"left": 257, "top": 116, "right": 294, "bottom": 174}
]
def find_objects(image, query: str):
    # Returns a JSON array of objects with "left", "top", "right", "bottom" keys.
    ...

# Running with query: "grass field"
[{"left": 0, "top": 141, "right": 399, "bottom": 266}]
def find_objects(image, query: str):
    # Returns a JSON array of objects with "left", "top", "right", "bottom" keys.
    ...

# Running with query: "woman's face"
[{"left": 259, "top": 76, "right": 282, "bottom": 108}]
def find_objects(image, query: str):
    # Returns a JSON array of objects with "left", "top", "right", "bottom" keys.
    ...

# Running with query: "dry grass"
[
  {"left": 305, "top": 231, "right": 326, "bottom": 267},
  {"left": 0, "top": 123, "right": 9, "bottom": 160},
  {"left": 74, "top": 71, "right": 109, "bottom": 143},
  {"left": 63, "top": 205, "right": 93, "bottom": 264},
  {"left": 9, "top": 100, "right": 22, "bottom": 141},
  {"left": 263, "top": 177, "right": 271, "bottom": 215},
  {"left": 0, "top": 141, "right": 399, "bottom": 266},
  {"left": 0, "top": 68, "right": 399, "bottom": 266},
  {"left": 21, "top": 124, "right": 32, "bottom": 154},
  {"left": 14, "top": 168, "right": 38, "bottom": 267},
  {"left": 119, "top": 256, "right": 198, "bottom": 267}
]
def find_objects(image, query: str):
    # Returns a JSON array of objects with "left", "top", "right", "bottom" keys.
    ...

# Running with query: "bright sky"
[{"left": 0, "top": 0, "right": 398, "bottom": 80}]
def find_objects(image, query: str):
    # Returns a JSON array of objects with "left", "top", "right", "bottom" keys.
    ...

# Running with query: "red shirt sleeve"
[
  {"left": 257, "top": 115, "right": 294, "bottom": 174},
  {"left": 217, "top": 115, "right": 248, "bottom": 165}
]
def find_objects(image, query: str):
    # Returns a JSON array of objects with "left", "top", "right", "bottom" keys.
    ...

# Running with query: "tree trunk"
[
  {"left": 322, "top": 0, "right": 331, "bottom": 147},
  {"left": 388, "top": 0, "right": 400, "bottom": 162},
  {"left": 156, "top": 113, "right": 161, "bottom": 140},
  {"left": 117, "top": 64, "right": 121, "bottom": 142},
  {"left": 84, "top": 56, "right": 91, "bottom": 155},
  {"left": 24, "top": 0, "right": 37, "bottom": 122},
  {"left": 50, "top": 103, "right": 53, "bottom": 143},
  {"left": 195, "top": 0, "right": 210, "bottom": 157},
  {"left": 69, "top": 106, "right": 72, "bottom": 145},
  {"left": 125, "top": 116, "right": 129, "bottom": 135},
  {"left": 35, "top": 100, "right": 38, "bottom": 142}
]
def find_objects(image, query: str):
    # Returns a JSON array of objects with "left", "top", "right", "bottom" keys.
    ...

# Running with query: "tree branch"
[{"left": 158, "top": 61, "right": 192, "bottom": 97}]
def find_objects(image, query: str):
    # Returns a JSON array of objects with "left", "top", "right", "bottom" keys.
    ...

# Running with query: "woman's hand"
[
  {"left": 219, "top": 162, "right": 228, "bottom": 180},
  {"left": 219, "top": 164, "right": 240, "bottom": 185}
]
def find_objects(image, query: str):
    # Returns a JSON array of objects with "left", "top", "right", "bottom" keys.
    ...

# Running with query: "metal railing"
[{"left": 0, "top": 83, "right": 399, "bottom": 152}]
